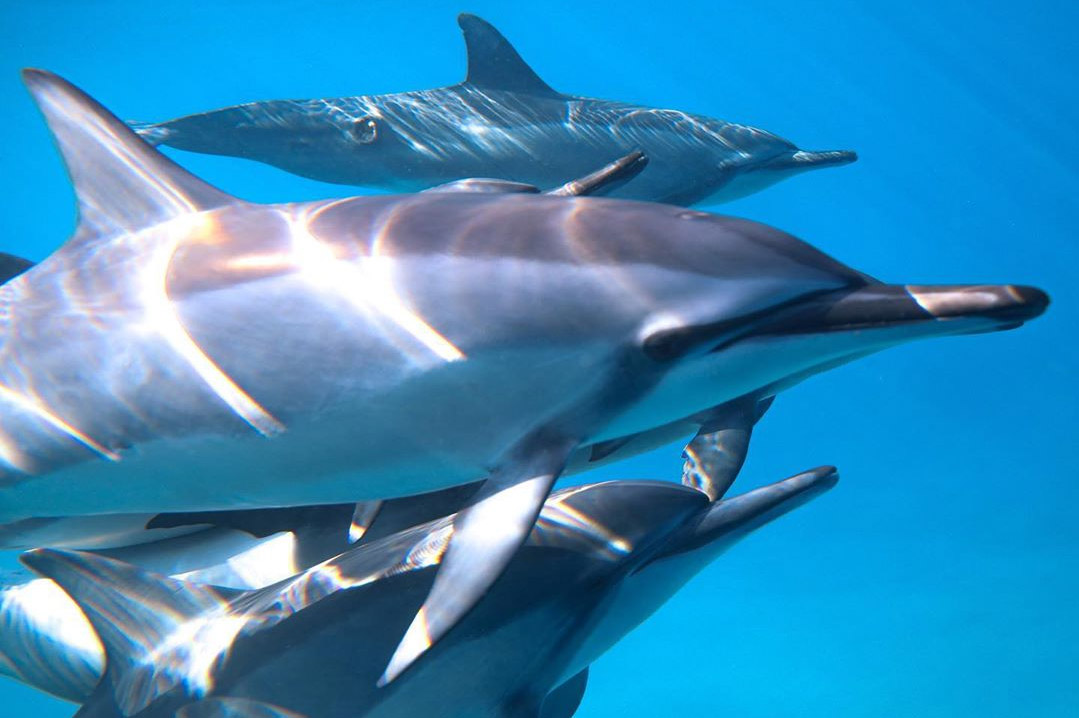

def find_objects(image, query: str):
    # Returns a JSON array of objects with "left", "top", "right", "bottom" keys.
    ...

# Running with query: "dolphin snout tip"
[
  {"left": 790, "top": 149, "right": 858, "bottom": 168},
  {"left": 907, "top": 284, "right": 1050, "bottom": 324},
  {"left": 805, "top": 465, "right": 840, "bottom": 490}
]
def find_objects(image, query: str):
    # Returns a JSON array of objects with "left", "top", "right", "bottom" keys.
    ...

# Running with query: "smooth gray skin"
[
  {"left": 3, "top": 69, "right": 1047, "bottom": 681},
  {"left": 131, "top": 14, "right": 857, "bottom": 206},
  {"left": 24, "top": 466, "right": 839, "bottom": 718}
]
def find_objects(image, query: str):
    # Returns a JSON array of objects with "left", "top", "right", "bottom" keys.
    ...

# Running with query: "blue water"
[{"left": 1, "top": 1, "right": 1075, "bottom": 715}]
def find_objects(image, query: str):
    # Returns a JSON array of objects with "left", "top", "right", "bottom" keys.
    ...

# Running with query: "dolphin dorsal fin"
[
  {"left": 457, "top": 14, "right": 560, "bottom": 97},
  {"left": 22, "top": 69, "right": 237, "bottom": 246},
  {"left": 21, "top": 548, "right": 244, "bottom": 715}
]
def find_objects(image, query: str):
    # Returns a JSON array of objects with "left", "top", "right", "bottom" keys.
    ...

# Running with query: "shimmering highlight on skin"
[
  {"left": 292, "top": 204, "right": 465, "bottom": 363},
  {"left": 149, "top": 214, "right": 284, "bottom": 437},
  {"left": 0, "top": 383, "right": 118, "bottom": 463}
]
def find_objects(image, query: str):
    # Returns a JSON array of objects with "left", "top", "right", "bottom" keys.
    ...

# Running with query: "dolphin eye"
[
  {"left": 642, "top": 328, "right": 694, "bottom": 362},
  {"left": 348, "top": 116, "right": 378, "bottom": 144}
]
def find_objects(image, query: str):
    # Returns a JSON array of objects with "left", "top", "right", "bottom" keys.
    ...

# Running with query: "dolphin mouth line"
[{"left": 706, "top": 283, "right": 1050, "bottom": 350}]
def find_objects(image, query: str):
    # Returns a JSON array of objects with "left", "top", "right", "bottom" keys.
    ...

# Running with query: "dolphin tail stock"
[
  {"left": 681, "top": 394, "right": 775, "bottom": 501},
  {"left": 126, "top": 119, "right": 175, "bottom": 146},
  {"left": 379, "top": 436, "right": 578, "bottom": 685},
  {"left": 21, "top": 69, "right": 240, "bottom": 249},
  {"left": 20, "top": 548, "right": 245, "bottom": 716}
]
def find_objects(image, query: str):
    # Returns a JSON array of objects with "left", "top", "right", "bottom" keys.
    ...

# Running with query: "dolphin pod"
[
  {"left": 0, "top": 408, "right": 766, "bottom": 705},
  {"left": 130, "top": 14, "right": 856, "bottom": 206},
  {"left": 19, "top": 460, "right": 839, "bottom": 717},
  {"left": 0, "top": 65, "right": 1048, "bottom": 695}
]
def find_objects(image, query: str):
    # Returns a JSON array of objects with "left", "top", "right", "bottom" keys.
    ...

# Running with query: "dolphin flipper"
[
  {"left": 541, "top": 668, "right": 589, "bottom": 718},
  {"left": 380, "top": 439, "right": 575, "bottom": 685},
  {"left": 177, "top": 698, "right": 308, "bottom": 718},
  {"left": 547, "top": 152, "right": 649, "bottom": 198},
  {"left": 458, "top": 13, "right": 559, "bottom": 97},
  {"left": 682, "top": 396, "right": 773, "bottom": 501},
  {"left": 349, "top": 500, "right": 383, "bottom": 543}
]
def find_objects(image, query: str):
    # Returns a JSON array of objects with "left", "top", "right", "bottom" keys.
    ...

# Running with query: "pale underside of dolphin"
[
  {"left": 23, "top": 458, "right": 840, "bottom": 718},
  {"left": 1, "top": 69, "right": 1047, "bottom": 685},
  {"left": 131, "top": 13, "right": 857, "bottom": 206}
]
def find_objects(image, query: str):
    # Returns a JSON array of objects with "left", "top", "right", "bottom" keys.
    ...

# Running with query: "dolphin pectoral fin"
[
  {"left": 177, "top": 697, "right": 309, "bottom": 718},
  {"left": 546, "top": 152, "right": 649, "bottom": 198},
  {"left": 682, "top": 396, "right": 774, "bottom": 501},
  {"left": 457, "top": 14, "right": 560, "bottom": 97},
  {"left": 20, "top": 69, "right": 237, "bottom": 245},
  {"left": 423, "top": 177, "right": 541, "bottom": 194},
  {"left": 0, "top": 252, "right": 35, "bottom": 284},
  {"left": 380, "top": 441, "right": 574, "bottom": 685},
  {"left": 349, "top": 500, "right": 383, "bottom": 543},
  {"left": 21, "top": 549, "right": 244, "bottom": 716},
  {"left": 541, "top": 668, "right": 589, "bottom": 718}
]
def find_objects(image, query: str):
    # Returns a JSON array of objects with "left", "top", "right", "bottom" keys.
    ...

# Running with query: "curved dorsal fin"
[
  {"left": 21, "top": 548, "right": 244, "bottom": 715},
  {"left": 457, "top": 14, "right": 560, "bottom": 97},
  {"left": 22, "top": 69, "right": 238, "bottom": 246}
]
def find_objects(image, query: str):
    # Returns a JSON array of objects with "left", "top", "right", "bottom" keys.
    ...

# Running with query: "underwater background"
[{"left": 0, "top": 0, "right": 1075, "bottom": 715}]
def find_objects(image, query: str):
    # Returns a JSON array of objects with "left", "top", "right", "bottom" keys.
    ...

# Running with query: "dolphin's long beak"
[
  {"left": 764, "top": 149, "right": 858, "bottom": 171},
  {"left": 742, "top": 283, "right": 1050, "bottom": 341},
  {"left": 654, "top": 466, "right": 840, "bottom": 560}
]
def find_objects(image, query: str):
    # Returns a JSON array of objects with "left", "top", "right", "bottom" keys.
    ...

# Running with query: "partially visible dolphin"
[
  {"left": 131, "top": 14, "right": 857, "bottom": 206},
  {"left": 2, "top": 69, "right": 1047, "bottom": 684},
  {"left": 0, "top": 493, "right": 470, "bottom": 703},
  {"left": 0, "top": 397, "right": 766, "bottom": 703},
  {"left": 24, "top": 463, "right": 839, "bottom": 718}
]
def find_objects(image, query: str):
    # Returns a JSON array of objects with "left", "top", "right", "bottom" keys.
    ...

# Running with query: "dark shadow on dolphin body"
[{"left": 131, "top": 14, "right": 857, "bottom": 206}]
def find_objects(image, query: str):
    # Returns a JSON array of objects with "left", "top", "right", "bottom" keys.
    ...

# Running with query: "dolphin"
[
  {"left": 22, "top": 462, "right": 839, "bottom": 717},
  {"left": 130, "top": 14, "right": 857, "bottom": 206},
  {"left": 1, "top": 69, "right": 1047, "bottom": 682},
  {"left": 0, "top": 398, "right": 768, "bottom": 704},
  {"left": 0, "top": 492, "right": 469, "bottom": 702}
]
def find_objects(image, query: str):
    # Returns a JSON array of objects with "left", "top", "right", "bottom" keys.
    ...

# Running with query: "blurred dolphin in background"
[{"left": 131, "top": 14, "right": 856, "bottom": 206}]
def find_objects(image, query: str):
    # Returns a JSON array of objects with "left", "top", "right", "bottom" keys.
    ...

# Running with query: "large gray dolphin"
[
  {"left": 23, "top": 463, "right": 839, "bottom": 717},
  {"left": 1, "top": 69, "right": 1047, "bottom": 682},
  {"left": 131, "top": 14, "right": 857, "bottom": 206}
]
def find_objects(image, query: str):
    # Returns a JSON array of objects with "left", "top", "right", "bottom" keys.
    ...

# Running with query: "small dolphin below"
[
  {"left": 23, "top": 462, "right": 839, "bottom": 717},
  {"left": 131, "top": 14, "right": 857, "bottom": 206},
  {"left": 0, "top": 394, "right": 761, "bottom": 704},
  {"left": 2, "top": 69, "right": 1047, "bottom": 685}
]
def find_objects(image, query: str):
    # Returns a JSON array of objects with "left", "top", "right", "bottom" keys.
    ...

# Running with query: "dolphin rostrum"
[
  {"left": 1, "top": 69, "right": 1047, "bottom": 683},
  {"left": 23, "top": 463, "right": 839, "bottom": 717},
  {"left": 131, "top": 14, "right": 857, "bottom": 206}
]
